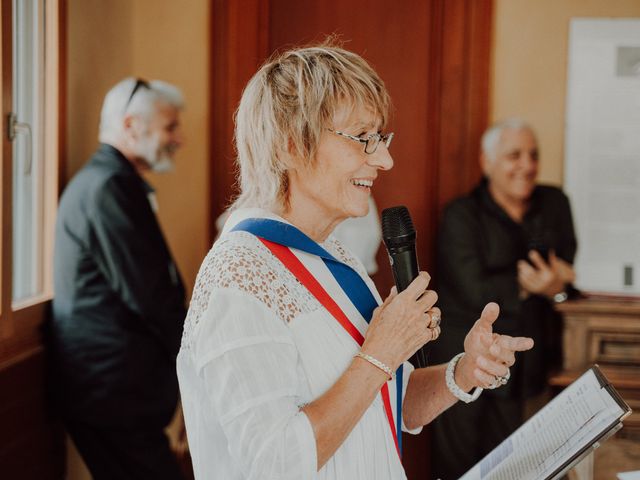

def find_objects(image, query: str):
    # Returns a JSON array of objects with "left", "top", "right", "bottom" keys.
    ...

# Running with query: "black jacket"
[
  {"left": 431, "top": 179, "right": 577, "bottom": 398},
  {"left": 50, "top": 144, "right": 186, "bottom": 427}
]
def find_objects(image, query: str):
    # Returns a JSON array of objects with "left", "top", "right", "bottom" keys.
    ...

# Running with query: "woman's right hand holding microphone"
[{"left": 361, "top": 271, "right": 440, "bottom": 373}]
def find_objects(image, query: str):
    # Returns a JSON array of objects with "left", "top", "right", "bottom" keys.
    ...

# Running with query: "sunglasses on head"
[{"left": 123, "top": 78, "right": 151, "bottom": 112}]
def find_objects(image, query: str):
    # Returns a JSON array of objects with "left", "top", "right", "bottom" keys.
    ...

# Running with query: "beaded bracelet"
[
  {"left": 354, "top": 352, "right": 395, "bottom": 380},
  {"left": 445, "top": 352, "right": 483, "bottom": 403}
]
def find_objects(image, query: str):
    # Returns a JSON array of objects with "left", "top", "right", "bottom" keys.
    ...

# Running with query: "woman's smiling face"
[{"left": 286, "top": 104, "right": 394, "bottom": 231}]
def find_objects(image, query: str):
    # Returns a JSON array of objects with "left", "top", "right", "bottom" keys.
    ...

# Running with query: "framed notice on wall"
[{"left": 565, "top": 18, "right": 640, "bottom": 296}]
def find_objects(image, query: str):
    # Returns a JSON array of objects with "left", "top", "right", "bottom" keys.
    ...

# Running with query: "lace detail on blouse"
[
  {"left": 181, "top": 229, "right": 369, "bottom": 351},
  {"left": 182, "top": 232, "right": 308, "bottom": 350},
  {"left": 325, "top": 235, "right": 370, "bottom": 279}
]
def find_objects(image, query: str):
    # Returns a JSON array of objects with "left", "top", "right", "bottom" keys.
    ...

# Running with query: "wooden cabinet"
[
  {"left": 550, "top": 297, "right": 640, "bottom": 477},
  {"left": 559, "top": 298, "right": 640, "bottom": 371}
]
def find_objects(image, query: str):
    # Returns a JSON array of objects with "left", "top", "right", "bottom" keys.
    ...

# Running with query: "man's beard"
[{"left": 138, "top": 132, "right": 175, "bottom": 173}]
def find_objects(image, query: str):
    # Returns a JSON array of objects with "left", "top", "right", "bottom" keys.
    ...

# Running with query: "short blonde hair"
[{"left": 232, "top": 42, "right": 391, "bottom": 210}]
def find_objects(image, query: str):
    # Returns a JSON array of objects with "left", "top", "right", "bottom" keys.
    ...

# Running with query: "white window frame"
[{"left": 0, "top": 0, "right": 63, "bottom": 363}]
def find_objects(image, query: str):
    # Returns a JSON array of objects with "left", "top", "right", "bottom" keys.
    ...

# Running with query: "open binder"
[{"left": 460, "top": 365, "right": 632, "bottom": 480}]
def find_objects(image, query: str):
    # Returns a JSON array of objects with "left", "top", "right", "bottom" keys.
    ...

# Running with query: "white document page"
[{"left": 460, "top": 370, "right": 626, "bottom": 480}]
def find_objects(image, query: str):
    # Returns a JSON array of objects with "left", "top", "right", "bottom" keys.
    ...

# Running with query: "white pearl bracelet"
[
  {"left": 445, "top": 352, "right": 482, "bottom": 403},
  {"left": 355, "top": 352, "right": 395, "bottom": 380}
]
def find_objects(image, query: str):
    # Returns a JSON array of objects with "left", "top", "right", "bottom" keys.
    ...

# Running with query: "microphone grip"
[
  {"left": 389, "top": 248, "right": 419, "bottom": 292},
  {"left": 412, "top": 346, "right": 428, "bottom": 369},
  {"left": 389, "top": 248, "right": 428, "bottom": 369}
]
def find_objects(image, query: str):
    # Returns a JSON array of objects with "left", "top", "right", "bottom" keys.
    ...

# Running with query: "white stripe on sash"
[
  {"left": 290, "top": 248, "right": 371, "bottom": 339},
  {"left": 289, "top": 247, "right": 401, "bottom": 434}
]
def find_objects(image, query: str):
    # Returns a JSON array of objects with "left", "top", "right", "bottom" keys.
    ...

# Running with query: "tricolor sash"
[{"left": 232, "top": 217, "right": 404, "bottom": 458}]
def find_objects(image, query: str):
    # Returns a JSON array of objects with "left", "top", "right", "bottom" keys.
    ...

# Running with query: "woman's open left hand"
[{"left": 455, "top": 302, "right": 534, "bottom": 391}]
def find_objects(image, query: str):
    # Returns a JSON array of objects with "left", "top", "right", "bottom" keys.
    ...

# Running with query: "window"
[
  {"left": 0, "top": 0, "right": 63, "bottom": 361},
  {"left": 12, "top": 0, "right": 46, "bottom": 303}
]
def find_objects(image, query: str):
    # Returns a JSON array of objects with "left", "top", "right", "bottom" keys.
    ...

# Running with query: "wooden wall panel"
[
  {"left": 267, "top": 0, "right": 435, "bottom": 288},
  {"left": 210, "top": 0, "right": 270, "bottom": 239},
  {"left": 0, "top": 1, "right": 67, "bottom": 478},
  {"left": 435, "top": 0, "right": 491, "bottom": 214},
  {"left": 0, "top": 350, "right": 65, "bottom": 480},
  {"left": 211, "top": 0, "right": 491, "bottom": 281},
  {"left": 210, "top": 1, "right": 492, "bottom": 477}
]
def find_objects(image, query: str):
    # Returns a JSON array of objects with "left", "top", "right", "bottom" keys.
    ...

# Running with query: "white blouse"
[{"left": 177, "top": 208, "right": 420, "bottom": 480}]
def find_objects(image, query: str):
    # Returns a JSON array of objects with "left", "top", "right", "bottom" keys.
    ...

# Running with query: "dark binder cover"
[
  {"left": 460, "top": 365, "right": 632, "bottom": 480},
  {"left": 546, "top": 365, "right": 631, "bottom": 480}
]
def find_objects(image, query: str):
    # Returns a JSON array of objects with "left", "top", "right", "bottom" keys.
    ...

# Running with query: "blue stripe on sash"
[
  {"left": 232, "top": 217, "right": 405, "bottom": 453},
  {"left": 396, "top": 366, "right": 403, "bottom": 452},
  {"left": 233, "top": 218, "right": 378, "bottom": 322}
]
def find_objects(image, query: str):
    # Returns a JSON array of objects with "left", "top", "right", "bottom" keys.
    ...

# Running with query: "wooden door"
[{"left": 210, "top": 1, "right": 492, "bottom": 475}]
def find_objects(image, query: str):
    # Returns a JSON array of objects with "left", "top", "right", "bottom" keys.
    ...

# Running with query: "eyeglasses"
[
  {"left": 328, "top": 129, "right": 394, "bottom": 154},
  {"left": 123, "top": 78, "right": 151, "bottom": 112}
]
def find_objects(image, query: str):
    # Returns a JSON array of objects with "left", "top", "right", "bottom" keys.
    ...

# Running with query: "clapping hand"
[{"left": 517, "top": 250, "right": 575, "bottom": 299}]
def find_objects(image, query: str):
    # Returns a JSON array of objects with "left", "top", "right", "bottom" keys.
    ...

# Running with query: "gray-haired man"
[
  {"left": 429, "top": 119, "right": 577, "bottom": 480},
  {"left": 50, "top": 78, "right": 187, "bottom": 479}
]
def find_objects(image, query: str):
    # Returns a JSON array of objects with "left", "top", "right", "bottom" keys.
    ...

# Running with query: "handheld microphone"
[{"left": 381, "top": 206, "right": 428, "bottom": 368}]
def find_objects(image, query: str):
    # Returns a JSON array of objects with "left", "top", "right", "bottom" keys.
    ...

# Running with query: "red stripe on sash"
[
  {"left": 261, "top": 240, "right": 364, "bottom": 345},
  {"left": 259, "top": 238, "right": 401, "bottom": 458},
  {"left": 380, "top": 383, "right": 401, "bottom": 458}
]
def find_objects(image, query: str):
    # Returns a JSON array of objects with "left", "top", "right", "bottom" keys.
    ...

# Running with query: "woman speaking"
[{"left": 177, "top": 43, "right": 533, "bottom": 479}]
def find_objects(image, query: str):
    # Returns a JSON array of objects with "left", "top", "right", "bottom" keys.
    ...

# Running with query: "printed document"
[{"left": 460, "top": 367, "right": 631, "bottom": 480}]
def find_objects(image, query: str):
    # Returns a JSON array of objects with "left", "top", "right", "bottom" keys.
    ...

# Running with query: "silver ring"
[
  {"left": 486, "top": 378, "right": 500, "bottom": 390},
  {"left": 487, "top": 369, "right": 510, "bottom": 389}
]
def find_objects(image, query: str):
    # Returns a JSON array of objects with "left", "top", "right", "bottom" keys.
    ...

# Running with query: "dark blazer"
[
  {"left": 50, "top": 144, "right": 186, "bottom": 427},
  {"left": 431, "top": 179, "right": 577, "bottom": 398}
]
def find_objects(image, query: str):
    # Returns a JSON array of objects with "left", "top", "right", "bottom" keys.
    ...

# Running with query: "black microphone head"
[{"left": 381, "top": 206, "right": 416, "bottom": 249}]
